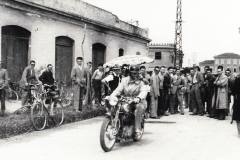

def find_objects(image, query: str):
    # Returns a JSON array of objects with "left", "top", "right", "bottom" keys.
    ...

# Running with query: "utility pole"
[{"left": 174, "top": 0, "right": 184, "bottom": 67}]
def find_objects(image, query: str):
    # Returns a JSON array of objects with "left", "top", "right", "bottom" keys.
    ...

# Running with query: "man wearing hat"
[
  {"left": 71, "top": 57, "right": 87, "bottom": 112},
  {"left": 102, "top": 65, "right": 121, "bottom": 95},
  {"left": 0, "top": 64, "right": 8, "bottom": 116}
]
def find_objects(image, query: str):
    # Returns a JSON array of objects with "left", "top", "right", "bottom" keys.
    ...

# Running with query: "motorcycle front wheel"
[
  {"left": 100, "top": 118, "right": 116, "bottom": 152},
  {"left": 133, "top": 119, "right": 144, "bottom": 142}
]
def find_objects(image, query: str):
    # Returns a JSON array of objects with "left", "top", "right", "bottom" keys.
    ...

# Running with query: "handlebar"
[
  {"left": 28, "top": 83, "right": 41, "bottom": 86},
  {"left": 43, "top": 84, "right": 56, "bottom": 88},
  {"left": 118, "top": 96, "right": 135, "bottom": 104}
]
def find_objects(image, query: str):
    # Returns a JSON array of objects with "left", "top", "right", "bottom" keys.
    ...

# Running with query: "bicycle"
[
  {"left": 30, "top": 84, "right": 64, "bottom": 131},
  {"left": 57, "top": 81, "right": 73, "bottom": 107},
  {"left": 5, "top": 82, "right": 19, "bottom": 102}
]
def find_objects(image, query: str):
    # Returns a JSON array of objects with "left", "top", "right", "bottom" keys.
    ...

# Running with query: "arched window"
[
  {"left": 155, "top": 52, "right": 162, "bottom": 60},
  {"left": 119, "top": 48, "right": 124, "bottom": 57}
]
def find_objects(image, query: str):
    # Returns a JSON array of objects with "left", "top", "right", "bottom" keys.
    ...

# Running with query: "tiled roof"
[
  {"left": 12, "top": 0, "right": 149, "bottom": 40},
  {"left": 199, "top": 60, "right": 214, "bottom": 65},
  {"left": 214, "top": 53, "right": 240, "bottom": 59}
]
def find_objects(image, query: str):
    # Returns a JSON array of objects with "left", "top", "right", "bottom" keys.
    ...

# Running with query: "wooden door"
[{"left": 55, "top": 36, "right": 74, "bottom": 85}]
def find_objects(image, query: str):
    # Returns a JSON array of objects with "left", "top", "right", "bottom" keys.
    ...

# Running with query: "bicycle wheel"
[
  {"left": 62, "top": 92, "right": 73, "bottom": 107},
  {"left": 6, "top": 90, "right": 19, "bottom": 102},
  {"left": 51, "top": 101, "right": 64, "bottom": 126},
  {"left": 30, "top": 102, "right": 47, "bottom": 131}
]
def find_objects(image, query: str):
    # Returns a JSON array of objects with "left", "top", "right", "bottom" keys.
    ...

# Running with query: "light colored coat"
[
  {"left": 150, "top": 74, "right": 160, "bottom": 97},
  {"left": 150, "top": 73, "right": 160, "bottom": 117},
  {"left": 70, "top": 65, "right": 87, "bottom": 87},
  {"left": 212, "top": 73, "right": 228, "bottom": 109},
  {"left": 70, "top": 65, "right": 87, "bottom": 110}
]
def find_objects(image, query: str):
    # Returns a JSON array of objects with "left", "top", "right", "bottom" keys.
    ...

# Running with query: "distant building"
[
  {"left": 145, "top": 43, "right": 175, "bottom": 70},
  {"left": 214, "top": 53, "right": 240, "bottom": 73},
  {"left": 0, "top": 0, "right": 150, "bottom": 83},
  {"left": 199, "top": 60, "right": 214, "bottom": 72}
]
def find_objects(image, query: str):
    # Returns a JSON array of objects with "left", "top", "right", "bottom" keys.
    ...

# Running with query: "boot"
[{"left": 218, "top": 110, "right": 225, "bottom": 120}]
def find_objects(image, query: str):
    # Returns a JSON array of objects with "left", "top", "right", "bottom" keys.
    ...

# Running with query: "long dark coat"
[{"left": 232, "top": 75, "right": 240, "bottom": 121}]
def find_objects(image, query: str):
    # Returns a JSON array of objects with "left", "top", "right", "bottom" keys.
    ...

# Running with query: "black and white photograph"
[{"left": 0, "top": 0, "right": 240, "bottom": 159}]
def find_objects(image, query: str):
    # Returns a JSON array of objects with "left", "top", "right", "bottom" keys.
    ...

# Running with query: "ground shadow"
[
  {"left": 145, "top": 120, "right": 176, "bottom": 124},
  {"left": 143, "top": 131, "right": 153, "bottom": 135},
  {"left": 115, "top": 137, "right": 153, "bottom": 149}
]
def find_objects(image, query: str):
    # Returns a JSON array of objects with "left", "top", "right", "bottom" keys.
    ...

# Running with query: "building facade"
[
  {"left": 199, "top": 60, "right": 214, "bottom": 72},
  {"left": 0, "top": 0, "right": 150, "bottom": 83},
  {"left": 145, "top": 43, "right": 175, "bottom": 70},
  {"left": 214, "top": 53, "right": 240, "bottom": 73}
]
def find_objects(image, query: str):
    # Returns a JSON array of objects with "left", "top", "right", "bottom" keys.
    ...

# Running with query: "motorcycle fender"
[{"left": 104, "top": 113, "right": 112, "bottom": 119}]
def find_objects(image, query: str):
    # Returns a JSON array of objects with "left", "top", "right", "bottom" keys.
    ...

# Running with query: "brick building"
[
  {"left": 145, "top": 43, "right": 175, "bottom": 70},
  {"left": 214, "top": 53, "right": 240, "bottom": 73},
  {"left": 0, "top": 0, "right": 150, "bottom": 83}
]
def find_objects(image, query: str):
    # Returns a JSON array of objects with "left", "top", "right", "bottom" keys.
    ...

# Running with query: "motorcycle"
[{"left": 100, "top": 96, "right": 145, "bottom": 152}]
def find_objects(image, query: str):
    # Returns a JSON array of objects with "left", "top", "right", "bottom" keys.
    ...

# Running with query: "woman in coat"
[{"left": 232, "top": 74, "right": 240, "bottom": 137}]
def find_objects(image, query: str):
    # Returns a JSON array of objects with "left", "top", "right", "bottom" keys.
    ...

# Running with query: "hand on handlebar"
[{"left": 133, "top": 97, "right": 141, "bottom": 104}]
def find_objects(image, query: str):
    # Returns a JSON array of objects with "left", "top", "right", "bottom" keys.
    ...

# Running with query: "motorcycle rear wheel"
[{"left": 100, "top": 118, "right": 116, "bottom": 152}]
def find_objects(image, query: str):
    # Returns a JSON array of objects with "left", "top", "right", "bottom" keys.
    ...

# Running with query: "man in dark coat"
[
  {"left": 162, "top": 66, "right": 173, "bottom": 116},
  {"left": 225, "top": 68, "right": 235, "bottom": 115},
  {"left": 39, "top": 64, "right": 54, "bottom": 86},
  {"left": 84, "top": 62, "right": 92, "bottom": 106},
  {"left": 190, "top": 66, "right": 204, "bottom": 115},
  {"left": 205, "top": 68, "right": 215, "bottom": 115},
  {"left": 232, "top": 74, "right": 240, "bottom": 137},
  {"left": 201, "top": 66, "right": 209, "bottom": 111},
  {"left": 0, "top": 65, "right": 8, "bottom": 116},
  {"left": 158, "top": 66, "right": 166, "bottom": 116}
]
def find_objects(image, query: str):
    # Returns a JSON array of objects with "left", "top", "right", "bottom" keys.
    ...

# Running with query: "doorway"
[
  {"left": 55, "top": 36, "right": 74, "bottom": 84},
  {"left": 1, "top": 25, "right": 30, "bottom": 82},
  {"left": 92, "top": 43, "right": 106, "bottom": 72}
]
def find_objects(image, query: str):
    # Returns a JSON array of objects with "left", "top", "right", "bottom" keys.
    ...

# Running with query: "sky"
[{"left": 84, "top": 0, "right": 240, "bottom": 66}]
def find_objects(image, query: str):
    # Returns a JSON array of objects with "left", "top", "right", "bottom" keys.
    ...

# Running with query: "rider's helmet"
[{"left": 129, "top": 65, "right": 140, "bottom": 80}]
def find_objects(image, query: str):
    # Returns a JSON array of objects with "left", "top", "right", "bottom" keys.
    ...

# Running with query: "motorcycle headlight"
[{"left": 122, "top": 103, "right": 130, "bottom": 112}]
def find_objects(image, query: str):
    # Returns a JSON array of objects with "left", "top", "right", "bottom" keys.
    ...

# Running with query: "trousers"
[
  {"left": 135, "top": 101, "right": 146, "bottom": 131},
  {"left": 150, "top": 96, "right": 158, "bottom": 117},
  {"left": 190, "top": 84, "right": 204, "bottom": 114},
  {"left": 72, "top": 84, "right": 85, "bottom": 111},
  {"left": 0, "top": 89, "right": 5, "bottom": 111}
]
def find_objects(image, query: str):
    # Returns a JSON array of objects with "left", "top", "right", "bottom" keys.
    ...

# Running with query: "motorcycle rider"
[{"left": 109, "top": 65, "right": 149, "bottom": 135}]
